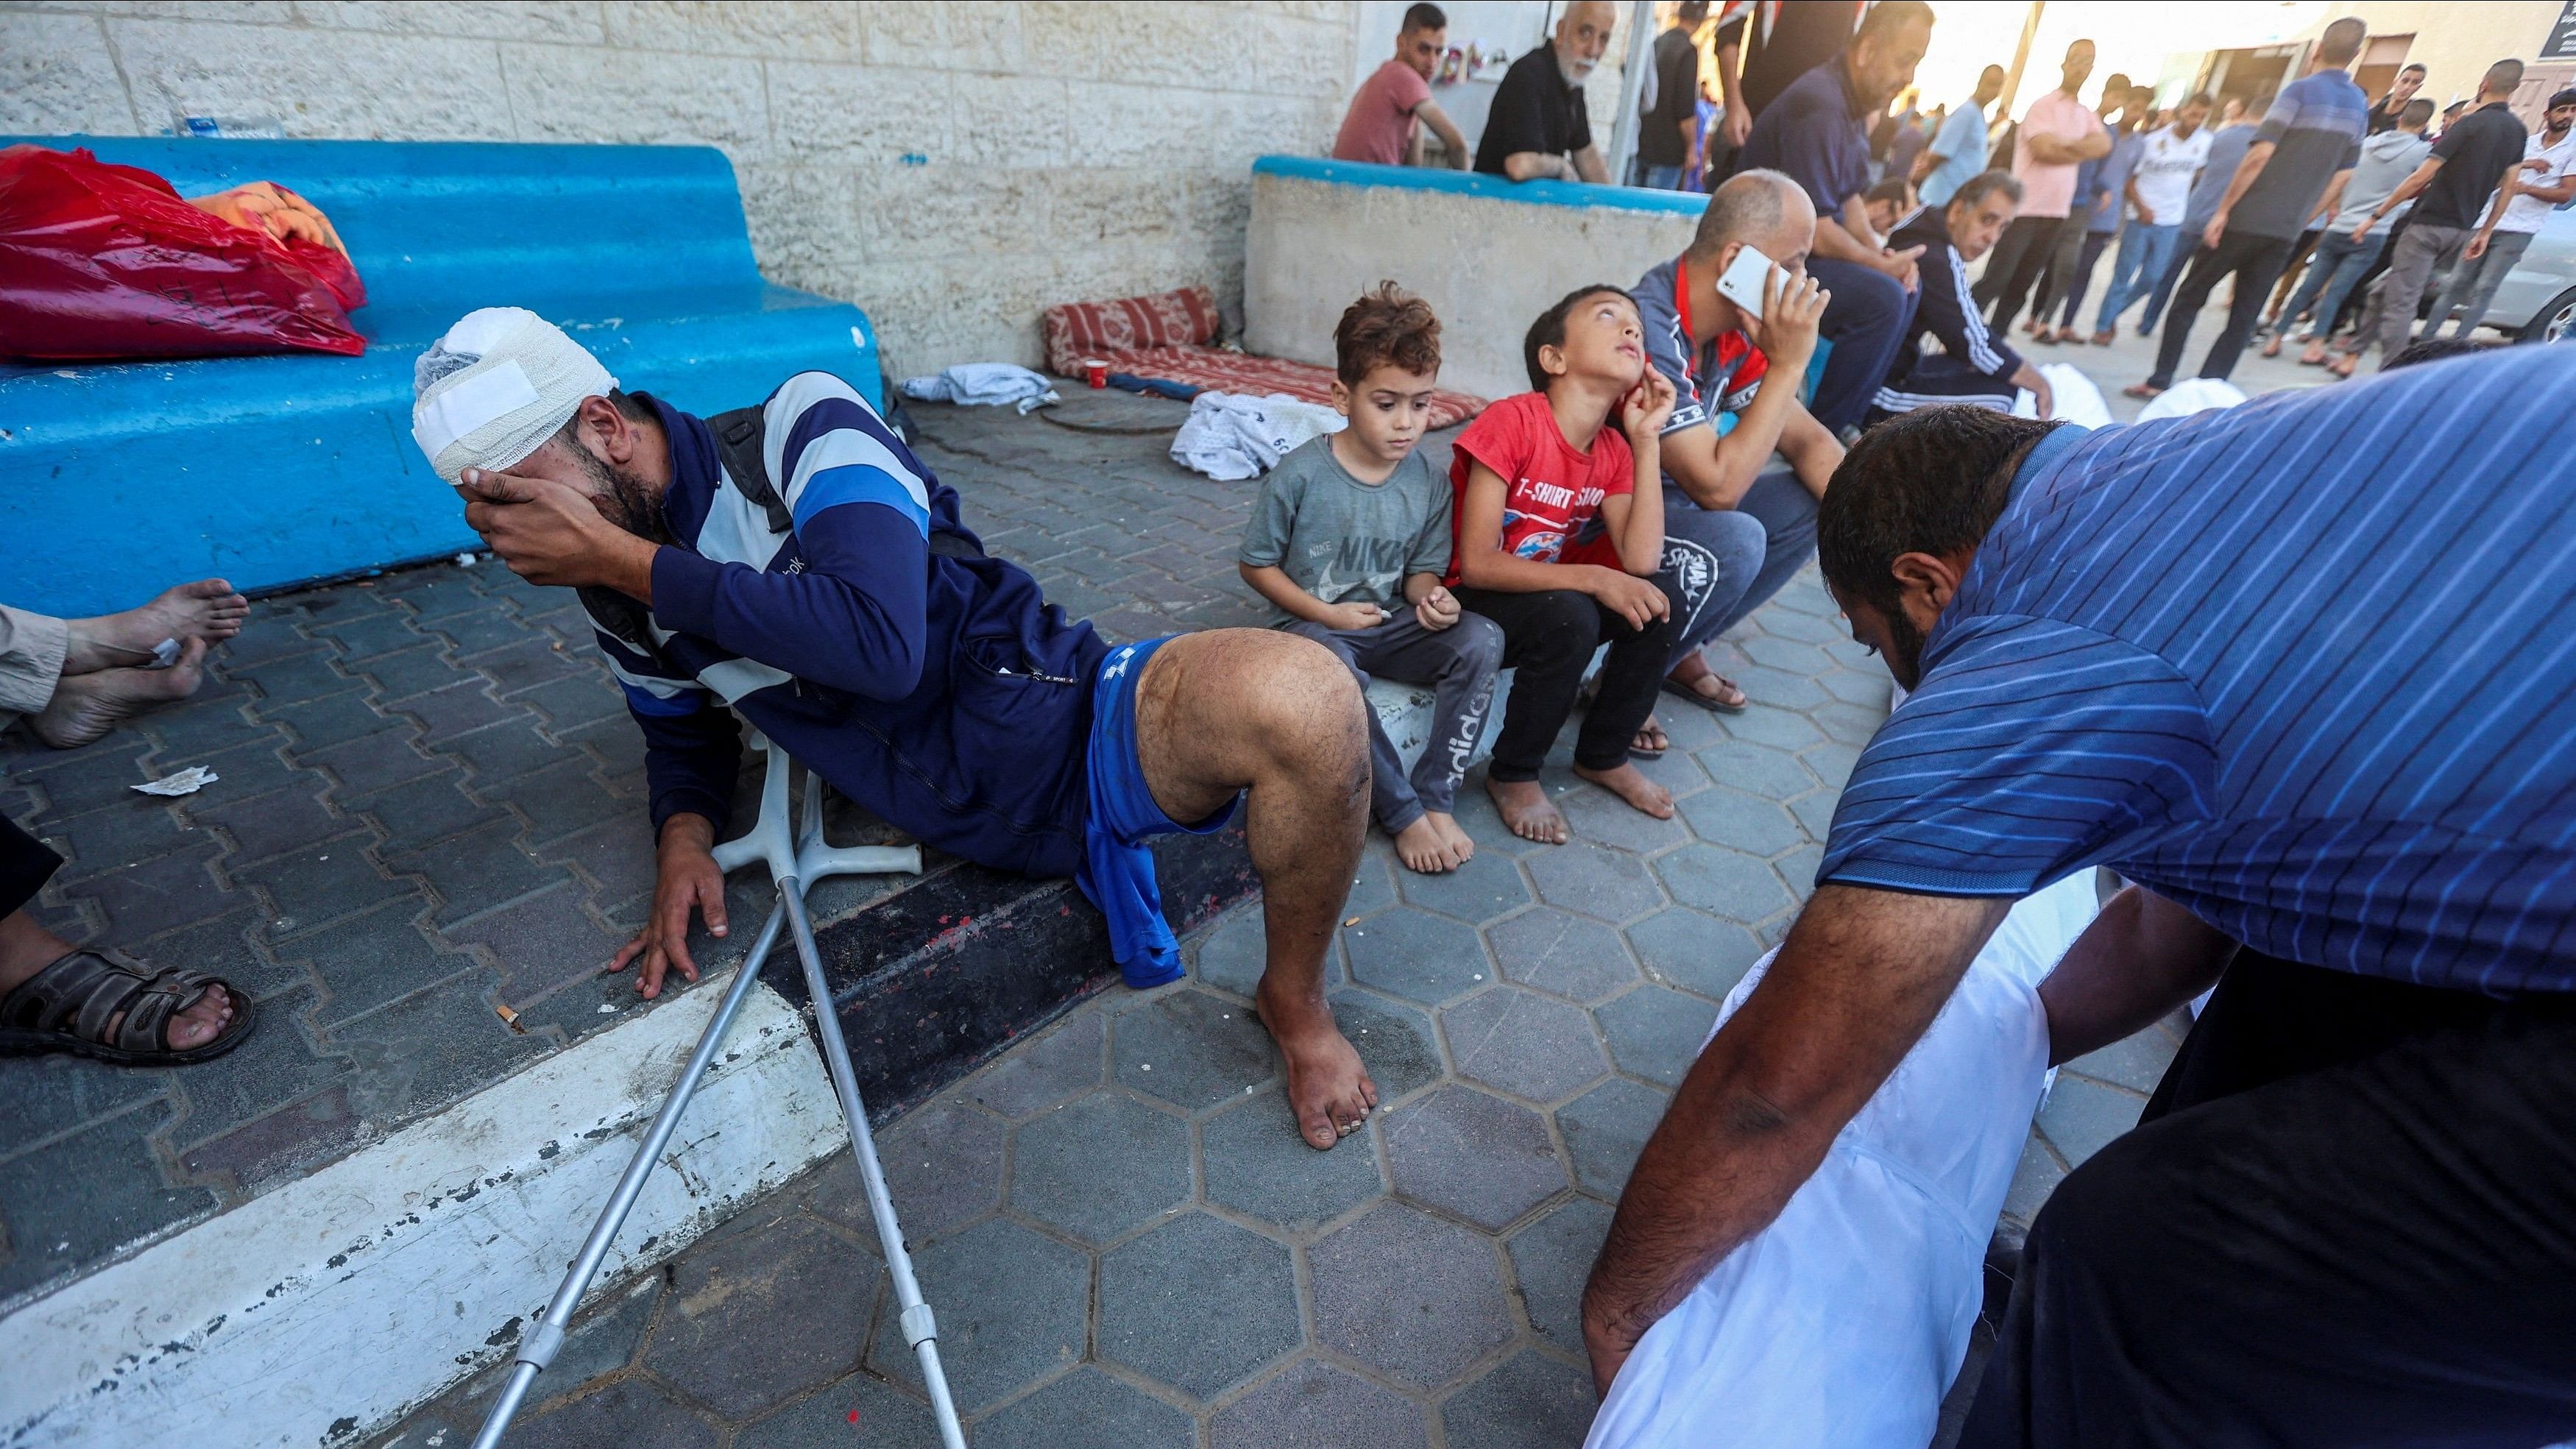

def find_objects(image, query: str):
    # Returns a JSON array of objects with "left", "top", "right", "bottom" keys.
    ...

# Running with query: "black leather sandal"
[{"left": 0, "top": 947, "right": 256, "bottom": 1066}]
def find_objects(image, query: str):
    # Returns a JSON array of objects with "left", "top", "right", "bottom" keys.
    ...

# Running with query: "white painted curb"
[{"left": 0, "top": 971, "right": 842, "bottom": 1448}]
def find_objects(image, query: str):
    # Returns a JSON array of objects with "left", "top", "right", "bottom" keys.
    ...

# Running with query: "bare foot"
[
  {"left": 1573, "top": 759, "right": 1674, "bottom": 820},
  {"left": 65, "top": 579, "right": 246, "bottom": 675},
  {"left": 1425, "top": 811, "right": 1474, "bottom": 866},
  {"left": 1393, "top": 815, "right": 1459, "bottom": 874},
  {"left": 1255, "top": 979, "right": 1379, "bottom": 1150},
  {"left": 1486, "top": 776, "right": 1568, "bottom": 845},
  {"left": 30, "top": 638, "right": 208, "bottom": 748}
]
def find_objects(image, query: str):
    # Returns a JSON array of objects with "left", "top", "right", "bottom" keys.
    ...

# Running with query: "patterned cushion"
[{"left": 1041, "top": 286, "right": 1222, "bottom": 376}]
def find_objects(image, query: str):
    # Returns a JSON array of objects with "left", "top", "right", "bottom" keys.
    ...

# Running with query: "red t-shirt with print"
[{"left": 1444, "top": 392, "right": 1635, "bottom": 587}]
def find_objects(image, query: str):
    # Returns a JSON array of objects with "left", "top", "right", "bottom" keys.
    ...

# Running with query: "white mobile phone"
[{"left": 1716, "top": 245, "right": 1777, "bottom": 320}]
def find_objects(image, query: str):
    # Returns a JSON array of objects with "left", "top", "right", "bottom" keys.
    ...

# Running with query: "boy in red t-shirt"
[{"left": 1448, "top": 284, "right": 1680, "bottom": 844}]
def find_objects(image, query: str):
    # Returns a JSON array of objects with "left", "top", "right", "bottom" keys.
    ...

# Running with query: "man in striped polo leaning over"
[
  {"left": 1583, "top": 343, "right": 2576, "bottom": 1445},
  {"left": 409, "top": 308, "right": 1383, "bottom": 1153}
]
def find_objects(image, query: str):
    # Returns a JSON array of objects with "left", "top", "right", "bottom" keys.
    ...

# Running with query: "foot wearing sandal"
[
  {"left": 0, "top": 910, "right": 252, "bottom": 1064},
  {"left": 2299, "top": 340, "right": 2329, "bottom": 366},
  {"left": 1664, "top": 656, "right": 1749, "bottom": 713},
  {"left": 1630, "top": 716, "right": 1670, "bottom": 759},
  {"left": 30, "top": 637, "right": 210, "bottom": 750},
  {"left": 1486, "top": 775, "right": 1568, "bottom": 845},
  {"left": 2262, "top": 331, "right": 2285, "bottom": 358},
  {"left": 2123, "top": 381, "right": 2166, "bottom": 401},
  {"left": 2053, "top": 325, "right": 2084, "bottom": 344},
  {"left": 2090, "top": 330, "right": 2116, "bottom": 346},
  {"left": 1574, "top": 760, "right": 1674, "bottom": 821},
  {"left": 2325, "top": 352, "right": 2358, "bottom": 379},
  {"left": 64, "top": 578, "right": 247, "bottom": 675}
]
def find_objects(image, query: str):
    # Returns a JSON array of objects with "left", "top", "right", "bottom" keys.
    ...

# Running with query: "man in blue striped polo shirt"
[{"left": 1582, "top": 344, "right": 2576, "bottom": 1444}]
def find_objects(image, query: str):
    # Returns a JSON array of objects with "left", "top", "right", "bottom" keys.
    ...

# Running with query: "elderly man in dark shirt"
[
  {"left": 1475, "top": 0, "right": 1616, "bottom": 182},
  {"left": 1734, "top": 0, "right": 1933, "bottom": 436}
]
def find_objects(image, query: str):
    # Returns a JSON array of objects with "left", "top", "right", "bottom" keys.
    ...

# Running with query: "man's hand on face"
[
  {"left": 457, "top": 467, "right": 657, "bottom": 595},
  {"left": 609, "top": 814, "right": 729, "bottom": 999},
  {"left": 1746, "top": 266, "right": 1829, "bottom": 371}
]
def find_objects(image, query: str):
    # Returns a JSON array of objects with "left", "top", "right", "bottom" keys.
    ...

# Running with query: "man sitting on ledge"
[{"left": 410, "top": 308, "right": 1379, "bottom": 1151}]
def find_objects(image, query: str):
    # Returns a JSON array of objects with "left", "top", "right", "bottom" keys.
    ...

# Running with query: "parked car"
[{"left": 2422, "top": 195, "right": 2576, "bottom": 342}]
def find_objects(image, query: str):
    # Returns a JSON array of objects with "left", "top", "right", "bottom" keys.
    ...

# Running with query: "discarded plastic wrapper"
[
  {"left": 148, "top": 637, "right": 180, "bottom": 668},
  {"left": 132, "top": 765, "right": 218, "bottom": 797}
]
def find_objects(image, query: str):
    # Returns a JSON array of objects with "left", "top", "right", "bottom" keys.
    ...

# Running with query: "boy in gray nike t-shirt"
[{"left": 1238, "top": 286, "right": 1502, "bottom": 874}]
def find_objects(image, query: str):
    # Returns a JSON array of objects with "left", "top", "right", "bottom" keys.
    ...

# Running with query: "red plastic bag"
[{"left": 0, "top": 144, "right": 365, "bottom": 361}]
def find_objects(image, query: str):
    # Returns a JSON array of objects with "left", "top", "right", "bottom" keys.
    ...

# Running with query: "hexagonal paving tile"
[
  {"left": 515, "top": 1379, "right": 717, "bottom": 1449},
  {"left": 2035, "top": 1074, "right": 2147, "bottom": 1169},
  {"left": 1695, "top": 737, "right": 1817, "bottom": 801},
  {"left": 1595, "top": 985, "right": 1721, "bottom": 1087},
  {"left": 1099, "top": 1211, "right": 1303, "bottom": 1400},
  {"left": 1010, "top": 1091, "right": 1192, "bottom": 1244},
  {"left": 1554, "top": 1075, "right": 1670, "bottom": 1195},
  {"left": 810, "top": 1098, "right": 1005, "bottom": 1244},
  {"left": 1346, "top": 842, "right": 1398, "bottom": 917},
  {"left": 1526, "top": 841, "right": 1664, "bottom": 923},
  {"left": 1114, "top": 987, "right": 1275, "bottom": 1110},
  {"left": 1448, "top": 778, "right": 1552, "bottom": 857},
  {"left": 1822, "top": 636, "right": 1878, "bottom": 667},
  {"left": 1441, "top": 985, "right": 1608, "bottom": 1104},
  {"left": 1507, "top": 1195, "right": 1615, "bottom": 1354},
  {"left": 1384, "top": 1083, "right": 1566, "bottom": 1231},
  {"left": 1558, "top": 785, "right": 1691, "bottom": 854},
  {"left": 1657, "top": 843, "right": 1796, "bottom": 923},
  {"left": 1788, "top": 789, "right": 1840, "bottom": 841},
  {"left": 972, "top": 1366, "right": 1194, "bottom": 1449},
  {"left": 1202, "top": 1089, "right": 1386, "bottom": 1229},
  {"left": 639, "top": 1214, "right": 875, "bottom": 1420},
  {"left": 1729, "top": 662, "right": 1833, "bottom": 711},
  {"left": 1624, "top": 907, "right": 1765, "bottom": 1001},
  {"left": 1675, "top": 786, "right": 1807, "bottom": 858},
  {"left": 1819, "top": 667, "right": 1892, "bottom": 707},
  {"left": 1309, "top": 1202, "right": 1517, "bottom": 1389},
  {"left": 1772, "top": 575, "right": 1837, "bottom": 616},
  {"left": 1777, "top": 843, "right": 1825, "bottom": 897},
  {"left": 1343, "top": 905, "right": 1489, "bottom": 1005},
  {"left": 968, "top": 1008, "right": 1104, "bottom": 1118},
  {"left": 1438, "top": 1347, "right": 1597, "bottom": 1449},
  {"left": 1750, "top": 606, "right": 1843, "bottom": 644},
  {"left": 1627, "top": 743, "right": 1713, "bottom": 799},
  {"left": 1207, "top": 1358, "right": 1429, "bottom": 1449},
  {"left": 1332, "top": 990, "right": 1445, "bottom": 1100},
  {"left": 1485, "top": 907, "right": 1639, "bottom": 1003},
  {"left": 1395, "top": 844, "right": 1533, "bottom": 923},
  {"left": 1800, "top": 740, "right": 1864, "bottom": 789},
  {"left": 866, "top": 1216, "right": 1089, "bottom": 1413},
  {"left": 1192, "top": 904, "right": 1348, "bottom": 999},
  {"left": 1721, "top": 704, "right": 1825, "bottom": 751},
  {"left": 734, "top": 1375, "right": 935, "bottom": 1449},
  {"left": 1741, "top": 634, "right": 1837, "bottom": 675}
]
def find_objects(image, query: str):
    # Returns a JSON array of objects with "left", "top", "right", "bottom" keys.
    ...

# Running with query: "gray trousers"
[
  {"left": 2430, "top": 229, "right": 2536, "bottom": 339},
  {"left": 2368, "top": 222, "right": 2470, "bottom": 366},
  {"left": 1283, "top": 610, "right": 1503, "bottom": 832},
  {"left": 0, "top": 605, "right": 68, "bottom": 731}
]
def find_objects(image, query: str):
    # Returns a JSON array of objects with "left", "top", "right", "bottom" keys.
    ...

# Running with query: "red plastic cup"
[{"left": 1083, "top": 358, "right": 1109, "bottom": 388}]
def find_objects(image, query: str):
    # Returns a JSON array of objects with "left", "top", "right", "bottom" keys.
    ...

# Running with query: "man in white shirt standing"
[
  {"left": 2432, "top": 87, "right": 2576, "bottom": 338},
  {"left": 2090, "top": 93, "right": 2215, "bottom": 338}
]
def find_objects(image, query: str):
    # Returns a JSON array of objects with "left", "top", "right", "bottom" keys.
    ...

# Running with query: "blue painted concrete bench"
[{"left": 1, "top": 138, "right": 882, "bottom": 616}]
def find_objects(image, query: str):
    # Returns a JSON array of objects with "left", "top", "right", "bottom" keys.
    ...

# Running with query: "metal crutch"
[{"left": 473, "top": 733, "right": 966, "bottom": 1448}]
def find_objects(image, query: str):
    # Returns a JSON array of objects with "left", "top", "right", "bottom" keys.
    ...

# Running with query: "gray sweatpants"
[
  {"left": 1283, "top": 611, "right": 1504, "bottom": 833},
  {"left": 0, "top": 605, "right": 68, "bottom": 731},
  {"left": 2367, "top": 221, "right": 2471, "bottom": 367},
  {"left": 2430, "top": 229, "right": 2536, "bottom": 339}
]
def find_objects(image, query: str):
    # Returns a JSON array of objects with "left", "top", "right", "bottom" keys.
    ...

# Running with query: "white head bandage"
[{"left": 411, "top": 308, "right": 618, "bottom": 483}]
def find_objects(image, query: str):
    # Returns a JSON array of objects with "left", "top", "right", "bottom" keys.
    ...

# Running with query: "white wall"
[{"left": 0, "top": 1, "right": 1364, "bottom": 375}]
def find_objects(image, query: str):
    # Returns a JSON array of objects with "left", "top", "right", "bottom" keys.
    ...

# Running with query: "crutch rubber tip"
[{"left": 900, "top": 1302, "right": 938, "bottom": 1347}]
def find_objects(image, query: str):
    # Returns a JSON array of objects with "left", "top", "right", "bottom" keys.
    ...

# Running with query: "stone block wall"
[{"left": 1, "top": 1, "right": 1362, "bottom": 374}]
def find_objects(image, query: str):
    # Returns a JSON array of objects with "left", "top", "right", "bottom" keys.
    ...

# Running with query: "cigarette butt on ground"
[{"left": 496, "top": 1002, "right": 523, "bottom": 1032}]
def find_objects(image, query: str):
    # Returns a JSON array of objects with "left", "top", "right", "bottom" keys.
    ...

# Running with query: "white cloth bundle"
[
  {"left": 1170, "top": 391, "right": 1345, "bottom": 481},
  {"left": 2014, "top": 361, "right": 2115, "bottom": 426},
  {"left": 1585, "top": 872, "right": 2103, "bottom": 1449},
  {"left": 899, "top": 363, "right": 1058, "bottom": 412},
  {"left": 2135, "top": 377, "right": 2247, "bottom": 420},
  {"left": 411, "top": 308, "right": 616, "bottom": 483}
]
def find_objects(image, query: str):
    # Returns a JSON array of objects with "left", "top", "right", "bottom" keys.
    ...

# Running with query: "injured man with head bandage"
[{"left": 414, "top": 310, "right": 1381, "bottom": 1152}]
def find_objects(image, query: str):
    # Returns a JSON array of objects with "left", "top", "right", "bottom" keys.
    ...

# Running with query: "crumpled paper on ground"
[{"left": 132, "top": 765, "right": 218, "bottom": 797}]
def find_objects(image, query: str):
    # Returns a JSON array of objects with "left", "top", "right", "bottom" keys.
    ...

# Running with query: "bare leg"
[
  {"left": 0, "top": 910, "right": 233, "bottom": 1050},
  {"left": 1133, "top": 629, "right": 1377, "bottom": 1149},
  {"left": 64, "top": 578, "right": 246, "bottom": 676},
  {"left": 31, "top": 638, "right": 208, "bottom": 749}
]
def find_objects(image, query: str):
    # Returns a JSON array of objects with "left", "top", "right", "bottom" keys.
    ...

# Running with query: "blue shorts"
[{"left": 1079, "top": 636, "right": 1237, "bottom": 988}]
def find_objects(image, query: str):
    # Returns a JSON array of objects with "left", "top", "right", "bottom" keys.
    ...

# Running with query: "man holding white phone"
[
  {"left": 1625, "top": 169, "right": 1842, "bottom": 719},
  {"left": 1869, "top": 169, "right": 2057, "bottom": 424}
]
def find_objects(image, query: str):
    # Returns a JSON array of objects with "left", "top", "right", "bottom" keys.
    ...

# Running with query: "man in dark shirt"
[
  {"left": 2349, "top": 57, "right": 2529, "bottom": 368},
  {"left": 1475, "top": 0, "right": 1615, "bottom": 181},
  {"left": 1633, "top": 1, "right": 1709, "bottom": 188},
  {"left": 1869, "top": 169, "right": 2053, "bottom": 423},
  {"left": 2367, "top": 62, "right": 2426, "bottom": 134},
  {"left": 1735, "top": 0, "right": 1933, "bottom": 435},
  {"left": 1711, "top": 0, "right": 1865, "bottom": 144},
  {"left": 2129, "top": 18, "right": 2368, "bottom": 397}
]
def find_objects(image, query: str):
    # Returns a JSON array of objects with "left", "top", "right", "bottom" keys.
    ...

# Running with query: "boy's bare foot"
[
  {"left": 1486, "top": 776, "right": 1568, "bottom": 845},
  {"left": 1393, "top": 815, "right": 1459, "bottom": 874},
  {"left": 1426, "top": 811, "right": 1474, "bottom": 865},
  {"left": 65, "top": 579, "right": 247, "bottom": 675},
  {"left": 1254, "top": 978, "right": 1379, "bottom": 1149},
  {"left": 1573, "top": 759, "right": 1674, "bottom": 820},
  {"left": 30, "top": 639, "right": 209, "bottom": 749}
]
